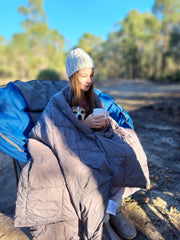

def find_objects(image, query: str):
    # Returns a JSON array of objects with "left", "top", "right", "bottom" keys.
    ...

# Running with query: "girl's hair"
[{"left": 69, "top": 71, "right": 94, "bottom": 117}]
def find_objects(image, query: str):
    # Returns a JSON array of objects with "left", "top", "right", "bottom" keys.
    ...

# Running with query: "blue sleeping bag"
[
  {"left": 0, "top": 82, "right": 34, "bottom": 162},
  {"left": 95, "top": 89, "right": 133, "bottom": 129},
  {"left": 0, "top": 80, "right": 133, "bottom": 162}
]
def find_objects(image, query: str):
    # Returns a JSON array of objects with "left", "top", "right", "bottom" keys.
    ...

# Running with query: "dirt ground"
[
  {"left": 98, "top": 79, "right": 180, "bottom": 240},
  {"left": 0, "top": 79, "right": 180, "bottom": 239}
]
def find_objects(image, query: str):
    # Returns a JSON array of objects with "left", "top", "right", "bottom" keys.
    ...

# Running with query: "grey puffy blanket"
[{"left": 14, "top": 86, "right": 150, "bottom": 239}]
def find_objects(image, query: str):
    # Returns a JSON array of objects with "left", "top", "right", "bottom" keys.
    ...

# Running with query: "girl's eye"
[{"left": 79, "top": 74, "right": 86, "bottom": 77}]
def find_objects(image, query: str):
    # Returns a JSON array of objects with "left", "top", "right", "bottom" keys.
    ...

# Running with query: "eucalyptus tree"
[
  {"left": 17, "top": 0, "right": 66, "bottom": 79},
  {"left": 153, "top": 0, "right": 180, "bottom": 73},
  {"left": 0, "top": 36, "right": 11, "bottom": 79},
  {"left": 76, "top": 33, "right": 106, "bottom": 81},
  {"left": 112, "top": 10, "right": 161, "bottom": 79},
  {"left": 99, "top": 33, "right": 123, "bottom": 79},
  {"left": 7, "top": 33, "right": 31, "bottom": 79},
  {"left": 76, "top": 33, "right": 104, "bottom": 58},
  {"left": 169, "top": 26, "right": 180, "bottom": 63}
]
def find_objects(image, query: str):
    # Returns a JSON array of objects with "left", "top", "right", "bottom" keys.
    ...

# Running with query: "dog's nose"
[{"left": 77, "top": 114, "right": 82, "bottom": 120}]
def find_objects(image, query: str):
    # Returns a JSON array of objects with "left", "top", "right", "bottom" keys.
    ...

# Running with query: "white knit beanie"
[{"left": 66, "top": 48, "right": 95, "bottom": 78}]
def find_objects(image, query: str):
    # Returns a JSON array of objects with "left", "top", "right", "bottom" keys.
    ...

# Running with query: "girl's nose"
[{"left": 87, "top": 76, "right": 93, "bottom": 83}]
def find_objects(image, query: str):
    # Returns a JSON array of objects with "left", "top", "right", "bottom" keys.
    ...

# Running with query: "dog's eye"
[
  {"left": 81, "top": 110, "right": 85, "bottom": 114},
  {"left": 73, "top": 110, "right": 77, "bottom": 114}
]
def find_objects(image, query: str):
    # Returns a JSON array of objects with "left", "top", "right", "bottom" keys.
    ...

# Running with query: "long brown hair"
[{"left": 69, "top": 71, "right": 94, "bottom": 117}]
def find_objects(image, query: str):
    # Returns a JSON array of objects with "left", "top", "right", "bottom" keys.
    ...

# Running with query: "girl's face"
[{"left": 78, "top": 68, "right": 94, "bottom": 92}]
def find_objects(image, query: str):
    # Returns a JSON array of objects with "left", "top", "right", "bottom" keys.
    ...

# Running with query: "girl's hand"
[{"left": 83, "top": 113, "right": 109, "bottom": 129}]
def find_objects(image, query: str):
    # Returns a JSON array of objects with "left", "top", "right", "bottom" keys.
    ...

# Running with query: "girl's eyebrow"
[
  {"left": 79, "top": 73, "right": 87, "bottom": 75},
  {"left": 79, "top": 70, "right": 94, "bottom": 75}
]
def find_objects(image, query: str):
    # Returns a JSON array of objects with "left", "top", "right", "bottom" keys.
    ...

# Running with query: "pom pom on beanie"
[{"left": 66, "top": 48, "right": 95, "bottom": 78}]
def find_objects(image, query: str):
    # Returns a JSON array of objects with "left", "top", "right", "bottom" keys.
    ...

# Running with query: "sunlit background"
[{"left": 0, "top": 0, "right": 180, "bottom": 84}]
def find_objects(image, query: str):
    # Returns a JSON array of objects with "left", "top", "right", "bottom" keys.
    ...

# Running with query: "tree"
[
  {"left": 76, "top": 33, "right": 104, "bottom": 58},
  {"left": 18, "top": 0, "right": 47, "bottom": 30},
  {"left": 169, "top": 25, "right": 180, "bottom": 63},
  {"left": 0, "top": 36, "right": 12, "bottom": 78},
  {"left": 7, "top": 33, "right": 31, "bottom": 79},
  {"left": 153, "top": 0, "right": 180, "bottom": 72},
  {"left": 17, "top": 0, "right": 66, "bottom": 79},
  {"left": 109, "top": 10, "right": 161, "bottom": 79}
]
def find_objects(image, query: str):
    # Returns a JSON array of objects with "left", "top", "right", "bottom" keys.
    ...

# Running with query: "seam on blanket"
[{"left": 29, "top": 186, "right": 62, "bottom": 191}]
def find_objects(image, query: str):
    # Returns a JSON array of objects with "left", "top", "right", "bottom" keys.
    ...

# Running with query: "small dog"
[{"left": 72, "top": 106, "right": 86, "bottom": 121}]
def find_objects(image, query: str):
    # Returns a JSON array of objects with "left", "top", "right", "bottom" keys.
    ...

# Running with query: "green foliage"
[
  {"left": 153, "top": 0, "right": 180, "bottom": 24},
  {"left": 102, "top": 10, "right": 162, "bottom": 80},
  {"left": 165, "top": 70, "right": 180, "bottom": 82},
  {"left": 167, "top": 70, "right": 180, "bottom": 82},
  {"left": 169, "top": 26, "right": 180, "bottom": 62},
  {"left": 18, "top": 0, "right": 47, "bottom": 30},
  {"left": 153, "top": 0, "right": 180, "bottom": 72},
  {"left": 76, "top": 33, "right": 104, "bottom": 58},
  {"left": 94, "top": 73, "right": 105, "bottom": 83},
  {"left": 1, "top": 0, "right": 66, "bottom": 80},
  {"left": 0, "top": 69, "right": 13, "bottom": 78},
  {"left": 153, "top": 70, "right": 180, "bottom": 83},
  {"left": 36, "top": 69, "right": 61, "bottom": 81},
  {"left": 0, "top": 0, "right": 179, "bottom": 83}
]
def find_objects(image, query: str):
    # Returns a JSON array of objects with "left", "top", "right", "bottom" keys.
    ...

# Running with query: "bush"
[
  {"left": 0, "top": 69, "right": 13, "bottom": 78},
  {"left": 166, "top": 70, "right": 180, "bottom": 82},
  {"left": 95, "top": 73, "right": 105, "bottom": 83},
  {"left": 152, "top": 70, "right": 180, "bottom": 83},
  {"left": 36, "top": 69, "right": 61, "bottom": 81}
]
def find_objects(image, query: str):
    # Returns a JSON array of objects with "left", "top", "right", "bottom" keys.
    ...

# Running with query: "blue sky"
[{"left": 0, "top": 0, "right": 155, "bottom": 50}]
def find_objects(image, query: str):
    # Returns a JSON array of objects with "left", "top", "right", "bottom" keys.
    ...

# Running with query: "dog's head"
[{"left": 72, "top": 106, "right": 86, "bottom": 121}]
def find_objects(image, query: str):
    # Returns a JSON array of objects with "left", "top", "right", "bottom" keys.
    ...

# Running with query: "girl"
[{"left": 15, "top": 48, "right": 150, "bottom": 240}]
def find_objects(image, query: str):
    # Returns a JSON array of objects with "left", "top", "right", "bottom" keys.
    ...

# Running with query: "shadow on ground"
[{"left": 121, "top": 99, "right": 180, "bottom": 240}]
